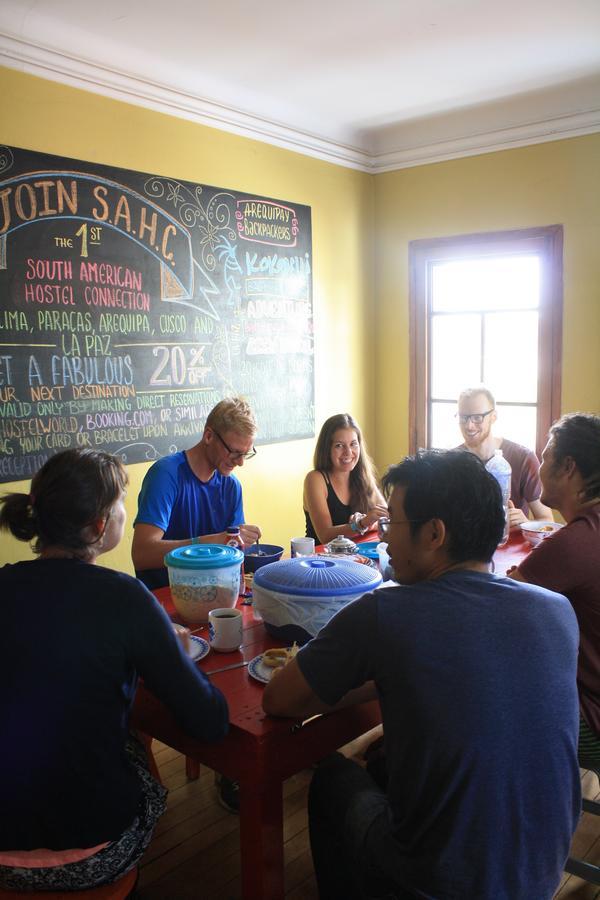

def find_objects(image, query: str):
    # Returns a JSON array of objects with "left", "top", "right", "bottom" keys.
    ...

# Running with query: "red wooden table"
[
  {"left": 131, "top": 588, "right": 381, "bottom": 900},
  {"left": 493, "top": 530, "right": 531, "bottom": 574},
  {"left": 131, "top": 533, "right": 530, "bottom": 900}
]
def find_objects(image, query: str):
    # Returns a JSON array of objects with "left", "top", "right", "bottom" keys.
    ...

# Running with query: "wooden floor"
[{"left": 138, "top": 742, "right": 600, "bottom": 899}]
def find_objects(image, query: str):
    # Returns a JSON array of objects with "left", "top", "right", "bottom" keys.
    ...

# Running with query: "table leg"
[
  {"left": 185, "top": 756, "right": 200, "bottom": 780},
  {"left": 238, "top": 775, "right": 284, "bottom": 900}
]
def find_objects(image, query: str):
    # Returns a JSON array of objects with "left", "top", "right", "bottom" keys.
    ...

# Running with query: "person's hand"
[
  {"left": 507, "top": 500, "right": 527, "bottom": 528},
  {"left": 240, "top": 524, "right": 261, "bottom": 546},
  {"left": 506, "top": 565, "right": 518, "bottom": 577},
  {"left": 362, "top": 506, "right": 389, "bottom": 529},
  {"left": 172, "top": 622, "right": 191, "bottom": 654}
]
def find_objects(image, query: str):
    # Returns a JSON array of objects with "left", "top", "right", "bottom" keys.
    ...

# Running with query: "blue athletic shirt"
[{"left": 134, "top": 451, "right": 244, "bottom": 588}]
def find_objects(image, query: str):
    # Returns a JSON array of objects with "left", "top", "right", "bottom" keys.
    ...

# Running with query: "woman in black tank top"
[{"left": 303, "top": 413, "right": 387, "bottom": 544}]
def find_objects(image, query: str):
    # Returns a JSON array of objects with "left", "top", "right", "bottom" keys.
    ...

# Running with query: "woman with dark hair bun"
[
  {"left": 0, "top": 449, "right": 228, "bottom": 893},
  {"left": 303, "top": 413, "right": 387, "bottom": 545}
]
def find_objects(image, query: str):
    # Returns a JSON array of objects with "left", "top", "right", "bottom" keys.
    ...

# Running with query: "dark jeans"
[{"left": 308, "top": 753, "right": 415, "bottom": 900}]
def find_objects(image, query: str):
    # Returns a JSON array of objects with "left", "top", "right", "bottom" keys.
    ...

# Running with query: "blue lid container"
[
  {"left": 253, "top": 556, "right": 381, "bottom": 595},
  {"left": 164, "top": 544, "right": 243, "bottom": 568},
  {"left": 253, "top": 557, "right": 382, "bottom": 644},
  {"left": 165, "top": 544, "right": 244, "bottom": 624}
]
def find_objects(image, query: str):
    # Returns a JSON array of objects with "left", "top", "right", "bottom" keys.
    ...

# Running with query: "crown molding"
[
  {"left": 0, "top": 32, "right": 371, "bottom": 171},
  {"left": 368, "top": 107, "right": 600, "bottom": 173},
  {"left": 2, "top": 31, "right": 600, "bottom": 175}
]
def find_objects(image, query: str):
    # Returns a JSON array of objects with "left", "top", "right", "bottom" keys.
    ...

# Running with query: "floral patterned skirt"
[{"left": 0, "top": 735, "right": 167, "bottom": 892}]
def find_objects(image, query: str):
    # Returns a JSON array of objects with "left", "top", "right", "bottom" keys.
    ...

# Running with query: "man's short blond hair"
[
  {"left": 205, "top": 397, "right": 257, "bottom": 438},
  {"left": 458, "top": 385, "right": 496, "bottom": 409}
]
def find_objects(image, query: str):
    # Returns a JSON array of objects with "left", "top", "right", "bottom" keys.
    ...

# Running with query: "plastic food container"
[
  {"left": 164, "top": 544, "right": 244, "bottom": 624},
  {"left": 253, "top": 556, "right": 382, "bottom": 644}
]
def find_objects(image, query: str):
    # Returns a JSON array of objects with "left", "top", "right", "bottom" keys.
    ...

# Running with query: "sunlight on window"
[
  {"left": 484, "top": 312, "right": 538, "bottom": 403},
  {"left": 432, "top": 256, "right": 540, "bottom": 313},
  {"left": 429, "top": 253, "right": 541, "bottom": 451},
  {"left": 430, "top": 402, "right": 461, "bottom": 449},
  {"left": 431, "top": 315, "right": 481, "bottom": 400},
  {"left": 411, "top": 226, "right": 561, "bottom": 457},
  {"left": 496, "top": 406, "right": 537, "bottom": 451}
]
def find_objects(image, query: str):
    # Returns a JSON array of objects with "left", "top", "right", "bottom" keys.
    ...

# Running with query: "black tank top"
[{"left": 304, "top": 471, "right": 352, "bottom": 542}]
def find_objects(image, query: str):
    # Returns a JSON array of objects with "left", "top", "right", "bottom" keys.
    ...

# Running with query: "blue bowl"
[
  {"left": 355, "top": 540, "right": 380, "bottom": 561},
  {"left": 243, "top": 543, "right": 284, "bottom": 573}
]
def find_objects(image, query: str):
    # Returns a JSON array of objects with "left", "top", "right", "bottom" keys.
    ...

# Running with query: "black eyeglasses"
[
  {"left": 213, "top": 430, "right": 257, "bottom": 461},
  {"left": 378, "top": 517, "right": 425, "bottom": 538},
  {"left": 455, "top": 409, "right": 494, "bottom": 425}
]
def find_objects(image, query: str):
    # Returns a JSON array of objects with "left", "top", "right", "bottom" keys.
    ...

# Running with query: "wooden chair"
[
  {"left": 565, "top": 757, "right": 600, "bottom": 886},
  {"left": 0, "top": 864, "right": 138, "bottom": 899}
]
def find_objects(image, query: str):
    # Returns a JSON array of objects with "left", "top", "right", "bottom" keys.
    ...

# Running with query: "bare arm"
[
  {"left": 508, "top": 498, "right": 553, "bottom": 528},
  {"left": 132, "top": 521, "right": 262, "bottom": 571},
  {"left": 303, "top": 471, "right": 387, "bottom": 545},
  {"left": 303, "top": 470, "right": 352, "bottom": 544},
  {"left": 262, "top": 657, "right": 378, "bottom": 719},
  {"left": 132, "top": 522, "right": 232, "bottom": 571},
  {"left": 361, "top": 485, "right": 388, "bottom": 531},
  {"left": 528, "top": 498, "right": 554, "bottom": 521}
]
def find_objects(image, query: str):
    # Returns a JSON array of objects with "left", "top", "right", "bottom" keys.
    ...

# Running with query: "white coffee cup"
[
  {"left": 291, "top": 536, "right": 316, "bottom": 558},
  {"left": 208, "top": 608, "right": 243, "bottom": 653}
]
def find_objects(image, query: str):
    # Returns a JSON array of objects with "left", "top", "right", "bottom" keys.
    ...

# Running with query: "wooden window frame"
[{"left": 408, "top": 225, "right": 563, "bottom": 458}]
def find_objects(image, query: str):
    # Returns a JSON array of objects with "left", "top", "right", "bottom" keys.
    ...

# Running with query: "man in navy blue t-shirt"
[
  {"left": 264, "top": 449, "right": 581, "bottom": 900},
  {"left": 132, "top": 396, "right": 261, "bottom": 590}
]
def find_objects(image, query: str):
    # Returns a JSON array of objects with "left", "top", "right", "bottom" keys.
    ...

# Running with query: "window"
[{"left": 409, "top": 226, "right": 563, "bottom": 457}]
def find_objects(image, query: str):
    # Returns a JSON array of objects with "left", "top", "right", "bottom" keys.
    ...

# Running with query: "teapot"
[{"left": 324, "top": 535, "right": 358, "bottom": 556}]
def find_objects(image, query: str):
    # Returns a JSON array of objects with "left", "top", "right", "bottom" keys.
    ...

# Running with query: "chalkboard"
[{"left": 0, "top": 145, "right": 314, "bottom": 484}]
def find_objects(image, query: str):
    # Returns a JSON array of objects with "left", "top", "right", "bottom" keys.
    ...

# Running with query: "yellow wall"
[
  {"left": 373, "top": 134, "right": 600, "bottom": 468},
  {"left": 2, "top": 68, "right": 599, "bottom": 573},
  {"left": 0, "top": 67, "right": 374, "bottom": 571}
]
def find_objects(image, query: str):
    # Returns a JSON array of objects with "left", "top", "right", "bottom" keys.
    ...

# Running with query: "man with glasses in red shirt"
[
  {"left": 456, "top": 385, "right": 551, "bottom": 527},
  {"left": 132, "top": 396, "right": 261, "bottom": 591}
]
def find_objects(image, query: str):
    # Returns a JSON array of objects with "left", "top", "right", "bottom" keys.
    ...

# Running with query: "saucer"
[
  {"left": 189, "top": 635, "right": 210, "bottom": 662},
  {"left": 247, "top": 654, "right": 273, "bottom": 684}
]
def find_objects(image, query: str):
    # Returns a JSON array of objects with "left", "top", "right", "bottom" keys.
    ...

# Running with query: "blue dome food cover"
[
  {"left": 164, "top": 544, "right": 243, "bottom": 569},
  {"left": 253, "top": 556, "right": 382, "bottom": 597}
]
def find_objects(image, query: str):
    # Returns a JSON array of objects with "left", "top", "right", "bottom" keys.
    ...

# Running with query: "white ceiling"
[{"left": 2, "top": 0, "right": 600, "bottom": 171}]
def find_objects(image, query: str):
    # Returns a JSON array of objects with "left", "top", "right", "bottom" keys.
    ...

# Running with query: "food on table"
[
  {"left": 262, "top": 643, "right": 299, "bottom": 669},
  {"left": 539, "top": 525, "right": 555, "bottom": 532}
]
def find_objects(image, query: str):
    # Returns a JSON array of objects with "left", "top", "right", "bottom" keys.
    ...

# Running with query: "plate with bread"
[{"left": 248, "top": 643, "right": 299, "bottom": 684}]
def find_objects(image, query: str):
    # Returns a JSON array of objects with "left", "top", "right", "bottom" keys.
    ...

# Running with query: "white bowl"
[{"left": 519, "top": 520, "right": 563, "bottom": 547}]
